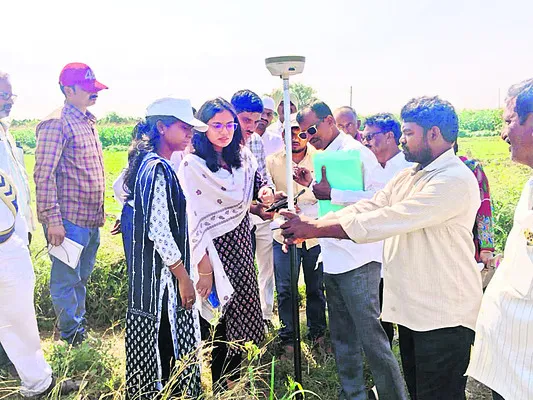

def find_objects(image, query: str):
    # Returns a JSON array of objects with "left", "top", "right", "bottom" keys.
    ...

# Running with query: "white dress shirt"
[
  {"left": 0, "top": 121, "right": 35, "bottom": 232},
  {"left": 317, "top": 131, "right": 383, "bottom": 274},
  {"left": 467, "top": 177, "right": 533, "bottom": 399}
]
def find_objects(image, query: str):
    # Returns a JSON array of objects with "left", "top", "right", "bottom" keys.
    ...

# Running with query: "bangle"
[
  {"left": 170, "top": 260, "right": 184, "bottom": 270},
  {"left": 198, "top": 270, "right": 213, "bottom": 276}
]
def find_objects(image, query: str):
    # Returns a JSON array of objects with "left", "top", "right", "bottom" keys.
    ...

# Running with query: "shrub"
[{"left": 458, "top": 109, "right": 503, "bottom": 133}]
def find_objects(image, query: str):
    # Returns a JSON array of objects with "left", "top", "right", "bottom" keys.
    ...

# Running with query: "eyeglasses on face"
[
  {"left": 361, "top": 131, "right": 387, "bottom": 142},
  {"left": 285, "top": 127, "right": 308, "bottom": 140},
  {"left": 0, "top": 92, "right": 17, "bottom": 101},
  {"left": 208, "top": 122, "right": 238, "bottom": 132}
]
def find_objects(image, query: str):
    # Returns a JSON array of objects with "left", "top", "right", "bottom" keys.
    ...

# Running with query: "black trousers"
[
  {"left": 398, "top": 325, "right": 474, "bottom": 400},
  {"left": 492, "top": 391, "right": 505, "bottom": 400},
  {"left": 200, "top": 317, "right": 242, "bottom": 393},
  {"left": 158, "top": 292, "right": 176, "bottom": 387},
  {"left": 379, "top": 278, "right": 394, "bottom": 348}
]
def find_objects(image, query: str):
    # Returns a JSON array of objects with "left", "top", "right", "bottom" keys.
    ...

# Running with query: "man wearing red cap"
[{"left": 34, "top": 63, "right": 108, "bottom": 345}]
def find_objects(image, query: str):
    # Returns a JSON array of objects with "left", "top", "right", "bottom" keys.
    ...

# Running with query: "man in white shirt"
[
  {"left": 0, "top": 71, "right": 35, "bottom": 237},
  {"left": 283, "top": 96, "right": 482, "bottom": 400},
  {"left": 0, "top": 168, "right": 78, "bottom": 397},
  {"left": 360, "top": 113, "right": 413, "bottom": 347},
  {"left": 256, "top": 96, "right": 283, "bottom": 156},
  {"left": 334, "top": 106, "right": 362, "bottom": 141},
  {"left": 0, "top": 71, "right": 36, "bottom": 373},
  {"left": 294, "top": 101, "right": 407, "bottom": 400},
  {"left": 270, "top": 94, "right": 299, "bottom": 137},
  {"left": 467, "top": 78, "right": 533, "bottom": 400}
]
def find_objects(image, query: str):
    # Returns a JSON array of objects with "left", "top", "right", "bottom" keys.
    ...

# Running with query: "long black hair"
[
  {"left": 123, "top": 115, "right": 178, "bottom": 195},
  {"left": 192, "top": 97, "right": 243, "bottom": 172}
]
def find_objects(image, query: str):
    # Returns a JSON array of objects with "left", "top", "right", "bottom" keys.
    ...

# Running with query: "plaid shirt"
[
  {"left": 245, "top": 132, "right": 273, "bottom": 187},
  {"left": 34, "top": 104, "right": 105, "bottom": 228}
]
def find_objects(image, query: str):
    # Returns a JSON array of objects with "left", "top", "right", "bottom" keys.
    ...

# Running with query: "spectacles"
[
  {"left": 209, "top": 122, "right": 238, "bottom": 132},
  {"left": 361, "top": 131, "right": 387, "bottom": 142},
  {"left": 0, "top": 92, "right": 17, "bottom": 101}
]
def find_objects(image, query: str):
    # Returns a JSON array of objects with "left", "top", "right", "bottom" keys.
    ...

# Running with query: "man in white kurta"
[
  {"left": 0, "top": 169, "right": 54, "bottom": 396},
  {"left": 467, "top": 78, "right": 533, "bottom": 400}
]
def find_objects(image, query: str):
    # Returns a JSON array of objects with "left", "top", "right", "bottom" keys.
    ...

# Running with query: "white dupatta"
[{"left": 178, "top": 146, "right": 258, "bottom": 322}]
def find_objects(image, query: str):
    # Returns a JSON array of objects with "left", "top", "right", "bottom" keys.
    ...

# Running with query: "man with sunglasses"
[
  {"left": 266, "top": 114, "right": 326, "bottom": 358},
  {"left": 334, "top": 106, "right": 362, "bottom": 141},
  {"left": 34, "top": 62, "right": 108, "bottom": 346},
  {"left": 294, "top": 101, "right": 407, "bottom": 400}
]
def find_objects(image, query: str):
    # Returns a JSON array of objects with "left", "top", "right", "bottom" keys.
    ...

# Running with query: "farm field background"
[{"left": 1, "top": 120, "right": 529, "bottom": 399}]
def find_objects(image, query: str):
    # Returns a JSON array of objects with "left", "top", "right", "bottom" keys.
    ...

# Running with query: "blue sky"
[{"left": 3, "top": 0, "right": 531, "bottom": 119}]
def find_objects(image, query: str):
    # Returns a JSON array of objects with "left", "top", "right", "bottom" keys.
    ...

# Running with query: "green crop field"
[{"left": 1, "top": 133, "right": 528, "bottom": 399}]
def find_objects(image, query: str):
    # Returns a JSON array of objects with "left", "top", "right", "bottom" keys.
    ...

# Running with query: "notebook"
[{"left": 48, "top": 237, "right": 84, "bottom": 269}]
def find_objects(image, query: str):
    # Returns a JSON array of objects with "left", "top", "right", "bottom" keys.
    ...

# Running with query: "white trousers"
[
  {"left": 0, "top": 237, "right": 52, "bottom": 396},
  {"left": 254, "top": 221, "right": 275, "bottom": 320}
]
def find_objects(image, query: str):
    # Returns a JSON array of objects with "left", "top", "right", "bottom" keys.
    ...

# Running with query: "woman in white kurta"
[{"left": 467, "top": 79, "right": 533, "bottom": 400}]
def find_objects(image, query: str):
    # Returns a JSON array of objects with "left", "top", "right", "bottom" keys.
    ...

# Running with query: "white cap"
[
  {"left": 146, "top": 97, "right": 208, "bottom": 132},
  {"left": 261, "top": 96, "right": 276, "bottom": 111},
  {"left": 289, "top": 113, "right": 299, "bottom": 128}
]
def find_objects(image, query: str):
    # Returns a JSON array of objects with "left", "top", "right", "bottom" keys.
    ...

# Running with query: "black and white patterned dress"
[{"left": 122, "top": 153, "right": 201, "bottom": 399}]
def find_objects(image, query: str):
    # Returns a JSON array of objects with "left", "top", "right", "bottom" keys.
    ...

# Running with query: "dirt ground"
[{"left": 466, "top": 377, "right": 494, "bottom": 399}]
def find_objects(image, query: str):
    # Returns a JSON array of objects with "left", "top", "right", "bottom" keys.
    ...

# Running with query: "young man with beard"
[
  {"left": 231, "top": 90, "right": 277, "bottom": 326},
  {"left": 293, "top": 101, "right": 407, "bottom": 400},
  {"left": 282, "top": 96, "right": 482, "bottom": 400},
  {"left": 266, "top": 114, "right": 326, "bottom": 358},
  {"left": 34, "top": 63, "right": 108, "bottom": 346},
  {"left": 334, "top": 106, "right": 362, "bottom": 141},
  {"left": 467, "top": 78, "right": 533, "bottom": 400}
]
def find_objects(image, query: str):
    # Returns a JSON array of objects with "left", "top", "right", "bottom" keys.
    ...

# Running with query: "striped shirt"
[
  {"left": 34, "top": 104, "right": 105, "bottom": 228},
  {"left": 467, "top": 177, "right": 533, "bottom": 399}
]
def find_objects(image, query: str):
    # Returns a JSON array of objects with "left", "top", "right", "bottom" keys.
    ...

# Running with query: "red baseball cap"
[{"left": 59, "top": 62, "right": 108, "bottom": 93}]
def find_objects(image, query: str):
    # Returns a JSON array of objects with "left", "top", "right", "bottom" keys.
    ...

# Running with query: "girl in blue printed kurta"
[{"left": 121, "top": 97, "right": 208, "bottom": 399}]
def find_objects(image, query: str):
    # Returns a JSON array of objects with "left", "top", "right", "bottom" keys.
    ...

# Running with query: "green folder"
[{"left": 313, "top": 150, "right": 363, "bottom": 217}]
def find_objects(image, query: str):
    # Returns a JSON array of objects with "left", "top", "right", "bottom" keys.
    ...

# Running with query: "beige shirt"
[
  {"left": 267, "top": 145, "right": 319, "bottom": 248},
  {"left": 332, "top": 149, "right": 483, "bottom": 331}
]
